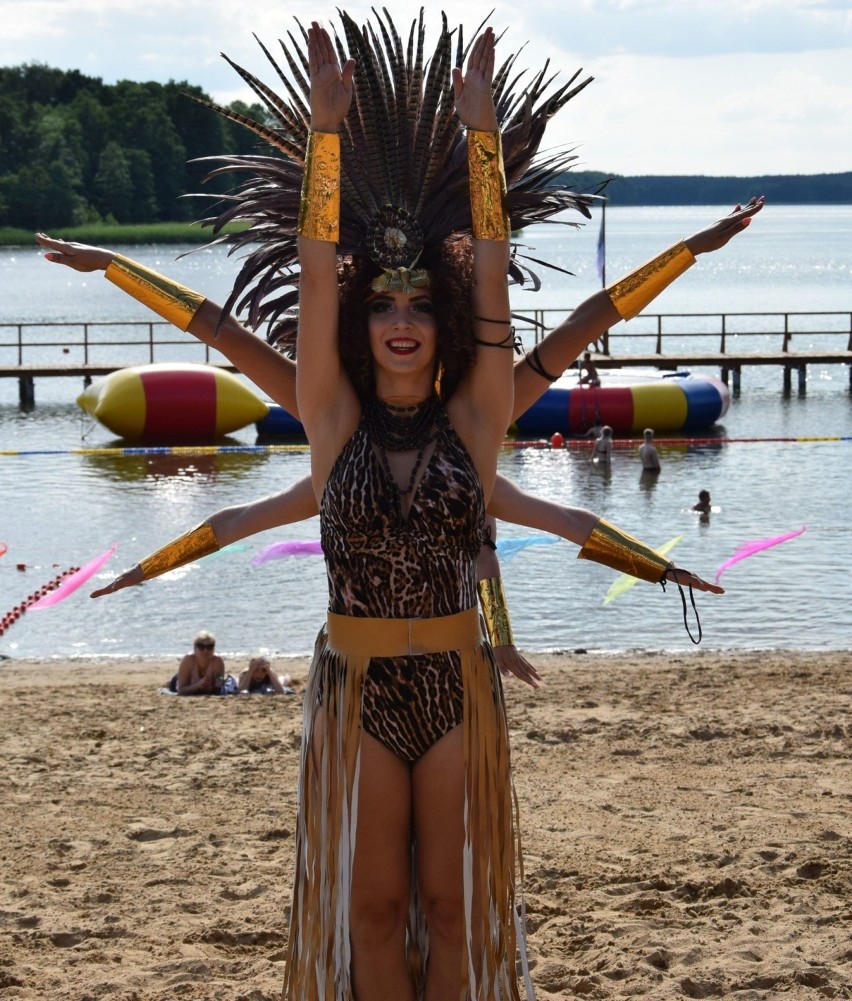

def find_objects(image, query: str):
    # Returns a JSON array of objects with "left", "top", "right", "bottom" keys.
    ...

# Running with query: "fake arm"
[
  {"left": 35, "top": 234, "right": 300, "bottom": 416},
  {"left": 488, "top": 476, "right": 723, "bottom": 593},
  {"left": 90, "top": 477, "right": 318, "bottom": 598},
  {"left": 511, "top": 197, "right": 765, "bottom": 417}
]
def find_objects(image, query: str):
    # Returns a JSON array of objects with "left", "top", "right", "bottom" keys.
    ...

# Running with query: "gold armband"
[
  {"left": 467, "top": 129, "right": 510, "bottom": 241},
  {"left": 606, "top": 241, "right": 696, "bottom": 321},
  {"left": 138, "top": 521, "right": 220, "bottom": 580},
  {"left": 298, "top": 130, "right": 341, "bottom": 242},
  {"left": 104, "top": 256, "right": 206, "bottom": 331},
  {"left": 577, "top": 519, "right": 671, "bottom": 584},
  {"left": 477, "top": 576, "right": 515, "bottom": 647}
]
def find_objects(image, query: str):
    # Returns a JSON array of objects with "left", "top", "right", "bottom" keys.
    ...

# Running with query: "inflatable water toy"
[
  {"left": 255, "top": 406, "right": 304, "bottom": 437},
  {"left": 77, "top": 363, "right": 269, "bottom": 442},
  {"left": 254, "top": 368, "right": 729, "bottom": 438},
  {"left": 513, "top": 369, "right": 730, "bottom": 435}
]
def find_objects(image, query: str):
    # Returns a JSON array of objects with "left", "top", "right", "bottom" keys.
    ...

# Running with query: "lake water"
[{"left": 1, "top": 206, "right": 850, "bottom": 661}]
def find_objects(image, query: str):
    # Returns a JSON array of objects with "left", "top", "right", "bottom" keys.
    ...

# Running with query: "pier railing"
[
  {"left": 523, "top": 308, "right": 852, "bottom": 355},
  {"left": 2, "top": 309, "right": 851, "bottom": 403},
  {"left": 0, "top": 319, "right": 221, "bottom": 368}
]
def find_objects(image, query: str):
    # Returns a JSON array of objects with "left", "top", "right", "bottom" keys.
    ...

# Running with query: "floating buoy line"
[{"left": 1, "top": 435, "right": 849, "bottom": 458}]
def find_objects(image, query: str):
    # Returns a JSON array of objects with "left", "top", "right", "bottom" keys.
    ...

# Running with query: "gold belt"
[{"left": 326, "top": 607, "right": 482, "bottom": 658}]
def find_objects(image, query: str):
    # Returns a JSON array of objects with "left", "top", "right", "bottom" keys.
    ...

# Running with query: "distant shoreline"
[{"left": 562, "top": 169, "right": 852, "bottom": 205}]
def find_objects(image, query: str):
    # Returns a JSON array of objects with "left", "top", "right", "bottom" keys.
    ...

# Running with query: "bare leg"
[
  {"left": 412, "top": 725, "right": 472, "bottom": 1001},
  {"left": 350, "top": 733, "right": 416, "bottom": 1001}
]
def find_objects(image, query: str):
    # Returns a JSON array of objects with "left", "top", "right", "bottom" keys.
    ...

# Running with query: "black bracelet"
[
  {"left": 523, "top": 344, "right": 561, "bottom": 383},
  {"left": 481, "top": 522, "right": 498, "bottom": 552},
  {"left": 474, "top": 314, "right": 512, "bottom": 325},
  {"left": 474, "top": 327, "right": 523, "bottom": 354}
]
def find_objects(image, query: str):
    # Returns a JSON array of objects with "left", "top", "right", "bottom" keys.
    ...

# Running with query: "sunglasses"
[{"left": 195, "top": 642, "right": 215, "bottom": 650}]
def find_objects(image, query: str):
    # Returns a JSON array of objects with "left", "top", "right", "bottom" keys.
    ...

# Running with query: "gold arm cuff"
[
  {"left": 138, "top": 521, "right": 220, "bottom": 580},
  {"left": 577, "top": 519, "right": 671, "bottom": 584},
  {"left": 477, "top": 576, "right": 514, "bottom": 647},
  {"left": 298, "top": 130, "right": 340, "bottom": 242},
  {"left": 606, "top": 241, "right": 696, "bottom": 321},
  {"left": 104, "top": 256, "right": 206, "bottom": 331},
  {"left": 468, "top": 129, "right": 510, "bottom": 241}
]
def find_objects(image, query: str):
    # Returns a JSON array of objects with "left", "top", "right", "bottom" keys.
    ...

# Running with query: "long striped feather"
[{"left": 190, "top": 10, "right": 596, "bottom": 341}]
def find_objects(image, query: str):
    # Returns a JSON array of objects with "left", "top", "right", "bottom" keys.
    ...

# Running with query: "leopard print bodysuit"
[{"left": 320, "top": 409, "right": 484, "bottom": 761}]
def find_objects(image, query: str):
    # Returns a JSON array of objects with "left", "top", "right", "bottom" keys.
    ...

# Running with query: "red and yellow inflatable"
[{"left": 77, "top": 363, "right": 269, "bottom": 442}]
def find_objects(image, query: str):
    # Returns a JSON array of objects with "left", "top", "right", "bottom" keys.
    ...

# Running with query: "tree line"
[
  {"left": 569, "top": 170, "right": 852, "bottom": 205},
  {"left": 0, "top": 63, "right": 269, "bottom": 230},
  {"left": 2, "top": 63, "right": 850, "bottom": 232}
]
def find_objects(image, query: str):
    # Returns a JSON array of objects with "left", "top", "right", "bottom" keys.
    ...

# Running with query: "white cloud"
[
  {"left": 1, "top": 0, "right": 850, "bottom": 176},
  {"left": 549, "top": 46, "right": 852, "bottom": 174}
]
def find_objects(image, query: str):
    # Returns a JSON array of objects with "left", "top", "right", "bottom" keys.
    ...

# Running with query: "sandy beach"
[{"left": 1, "top": 649, "right": 849, "bottom": 1000}]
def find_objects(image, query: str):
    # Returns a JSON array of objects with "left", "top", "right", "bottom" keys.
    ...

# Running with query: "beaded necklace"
[{"left": 363, "top": 395, "right": 441, "bottom": 499}]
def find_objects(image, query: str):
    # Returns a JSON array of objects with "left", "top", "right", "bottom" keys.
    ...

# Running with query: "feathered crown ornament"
[{"left": 191, "top": 9, "right": 599, "bottom": 342}]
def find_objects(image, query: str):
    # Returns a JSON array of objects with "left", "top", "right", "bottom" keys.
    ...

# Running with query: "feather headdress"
[{"left": 191, "top": 9, "right": 598, "bottom": 341}]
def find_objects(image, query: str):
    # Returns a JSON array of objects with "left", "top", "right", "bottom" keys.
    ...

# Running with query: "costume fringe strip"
[{"left": 283, "top": 609, "right": 532, "bottom": 1000}]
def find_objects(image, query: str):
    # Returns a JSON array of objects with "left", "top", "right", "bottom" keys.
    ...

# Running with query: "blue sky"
[{"left": 4, "top": 0, "right": 851, "bottom": 176}]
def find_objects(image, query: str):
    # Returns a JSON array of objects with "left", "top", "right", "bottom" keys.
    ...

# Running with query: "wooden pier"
[{"left": 2, "top": 310, "right": 851, "bottom": 405}]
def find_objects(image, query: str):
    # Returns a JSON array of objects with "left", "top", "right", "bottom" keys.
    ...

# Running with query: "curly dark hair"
[
  {"left": 337, "top": 236, "right": 476, "bottom": 404},
  {"left": 266, "top": 237, "right": 477, "bottom": 401}
]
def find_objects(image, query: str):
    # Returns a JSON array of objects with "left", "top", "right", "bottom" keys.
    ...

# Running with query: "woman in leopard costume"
[{"left": 289, "top": 21, "right": 528, "bottom": 1001}]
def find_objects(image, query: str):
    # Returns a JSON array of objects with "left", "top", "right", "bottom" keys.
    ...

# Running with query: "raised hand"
[
  {"left": 35, "top": 233, "right": 113, "bottom": 273},
  {"left": 452, "top": 27, "right": 498, "bottom": 131},
  {"left": 306, "top": 21, "right": 354, "bottom": 132},
  {"left": 686, "top": 196, "right": 765, "bottom": 256}
]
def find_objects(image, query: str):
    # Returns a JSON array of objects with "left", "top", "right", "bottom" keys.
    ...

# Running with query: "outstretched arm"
[
  {"left": 488, "top": 474, "right": 723, "bottom": 593},
  {"left": 35, "top": 233, "right": 300, "bottom": 416},
  {"left": 90, "top": 476, "right": 318, "bottom": 598},
  {"left": 511, "top": 196, "right": 765, "bottom": 418}
]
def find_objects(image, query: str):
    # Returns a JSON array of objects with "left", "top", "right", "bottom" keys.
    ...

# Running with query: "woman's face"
[
  {"left": 367, "top": 290, "right": 438, "bottom": 386},
  {"left": 249, "top": 659, "right": 269, "bottom": 679},
  {"left": 194, "top": 638, "right": 215, "bottom": 664}
]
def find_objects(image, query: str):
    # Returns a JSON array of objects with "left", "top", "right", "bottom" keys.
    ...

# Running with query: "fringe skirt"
[{"left": 283, "top": 607, "right": 533, "bottom": 1001}]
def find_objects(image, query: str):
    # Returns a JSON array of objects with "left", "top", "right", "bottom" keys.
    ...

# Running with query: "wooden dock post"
[{"left": 19, "top": 374, "right": 34, "bottom": 407}]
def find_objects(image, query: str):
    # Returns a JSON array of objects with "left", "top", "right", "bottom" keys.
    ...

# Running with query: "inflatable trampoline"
[
  {"left": 512, "top": 369, "right": 730, "bottom": 435},
  {"left": 77, "top": 363, "right": 269, "bottom": 442},
  {"left": 255, "top": 368, "right": 730, "bottom": 438}
]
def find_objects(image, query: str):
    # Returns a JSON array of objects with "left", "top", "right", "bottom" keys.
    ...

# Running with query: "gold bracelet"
[
  {"left": 298, "top": 130, "right": 341, "bottom": 242},
  {"left": 139, "top": 521, "right": 220, "bottom": 580},
  {"left": 577, "top": 519, "right": 671, "bottom": 584},
  {"left": 606, "top": 241, "right": 696, "bottom": 321},
  {"left": 477, "top": 576, "right": 514, "bottom": 647},
  {"left": 467, "top": 129, "right": 510, "bottom": 241},
  {"left": 104, "top": 256, "right": 206, "bottom": 331}
]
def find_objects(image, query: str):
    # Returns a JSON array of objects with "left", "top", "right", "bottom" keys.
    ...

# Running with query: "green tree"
[
  {"left": 125, "top": 148, "right": 158, "bottom": 222},
  {"left": 69, "top": 90, "right": 110, "bottom": 189},
  {"left": 93, "top": 141, "right": 133, "bottom": 221},
  {"left": 0, "top": 162, "right": 83, "bottom": 228},
  {"left": 109, "top": 81, "right": 188, "bottom": 219}
]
